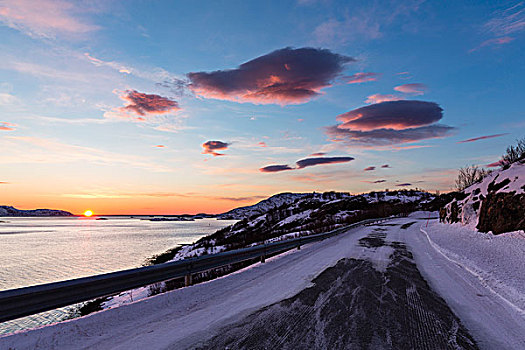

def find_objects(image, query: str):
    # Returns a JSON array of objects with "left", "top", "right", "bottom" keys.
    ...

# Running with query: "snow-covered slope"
[
  {"left": 442, "top": 162, "right": 524, "bottom": 233},
  {"left": 0, "top": 206, "right": 73, "bottom": 217}
]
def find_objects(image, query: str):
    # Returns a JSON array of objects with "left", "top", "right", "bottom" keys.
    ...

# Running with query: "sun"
[{"left": 83, "top": 210, "right": 94, "bottom": 217}]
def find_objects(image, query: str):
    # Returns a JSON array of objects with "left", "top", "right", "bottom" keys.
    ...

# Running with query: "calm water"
[{"left": 0, "top": 216, "right": 235, "bottom": 335}]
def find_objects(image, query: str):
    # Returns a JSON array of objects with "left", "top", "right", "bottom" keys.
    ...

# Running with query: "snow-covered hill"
[
  {"left": 442, "top": 162, "right": 524, "bottom": 234},
  {"left": 217, "top": 192, "right": 313, "bottom": 220},
  {"left": 0, "top": 206, "right": 73, "bottom": 217},
  {"left": 170, "top": 189, "right": 433, "bottom": 262}
]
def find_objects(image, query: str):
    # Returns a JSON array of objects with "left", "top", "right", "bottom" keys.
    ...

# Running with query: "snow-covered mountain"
[
  {"left": 171, "top": 189, "right": 433, "bottom": 262},
  {"left": 441, "top": 161, "right": 524, "bottom": 234},
  {"left": 217, "top": 192, "right": 315, "bottom": 219},
  {"left": 0, "top": 206, "right": 73, "bottom": 217}
]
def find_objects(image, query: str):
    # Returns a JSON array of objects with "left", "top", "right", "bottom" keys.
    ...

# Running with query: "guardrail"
[{"left": 0, "top": 216, "right": 396, "bottom": 323}]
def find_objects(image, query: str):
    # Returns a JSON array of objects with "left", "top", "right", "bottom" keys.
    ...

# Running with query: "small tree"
[
  {"left": 501, "top": 137, "right": 525, "bottom": 167},
  {"left": 455, "top": 165, "right": 490, "bottom": 191}
]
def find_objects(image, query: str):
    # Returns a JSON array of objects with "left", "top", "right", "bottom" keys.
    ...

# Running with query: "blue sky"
[{"left": 0, "top": 0, "right": 523, "bottom": 214}]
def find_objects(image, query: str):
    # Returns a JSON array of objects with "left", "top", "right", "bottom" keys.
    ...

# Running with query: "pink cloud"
[
  {"left": 260, "top": 156, "right": 354, "bottom": 173},
  {"left": 188, "top": 47, "right": 354, "bottom": 105},
  {"left": 485, "top": 2, "right": 525, "bottom": 36},
  {"left": 364, "top": 166, "right": 376, "bottom": 171},
  {"left": 258, "top": 141, "right": 267, "bottom": 147},
  {"left": 259, "top": 164, "right": 294, "bottom": 173},
  {"left": 394, "top": 83, "right": 427, "bottom": 95},
  {"left": 362, "top": 179, "right": 386, "bottom": 184},
  {"left": 470, "top": 37, "right": 514, "bottom": 52},
  {"left": 457, "top": 133, "right": 508, "bottom": 143},
  {"left": 337, "top": 100, "right": 443, "bottom": 131},
  {"left": 154, "top": 145, "right": 165, "bottom": 148},
  {"left": 486, "top": 160, "right": 504, "bottom": 168},
  {"left": 365, "top": 94, "right": 404, "bottom": 104},
  {"left": 309, "top": 152, "right": 326, "bottom": 156},
  {"left": 327, "top": 100, "right": 454, "bottom": 146},
  {"left": 0, "top": 0, "right": 99, "bottom": 38},
  {"left": 0, "top": 121, "right": 16, "bottom": 131},
  {"left": 119, "top": 90, "right": 180, "bottom": 117},
  {"left": 396, "top": 72, "right": 412, "bottom": 80},
  {"left": 345, "top": 72, "right": 379, "bottom": 84},
  {"left": 202, "top": 140, "right": 230, "bottom": 156}
]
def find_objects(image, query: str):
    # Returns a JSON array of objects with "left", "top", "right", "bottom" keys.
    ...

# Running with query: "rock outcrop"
[{"left": 442, "top": 162, "right": 524, "bottom": 234}]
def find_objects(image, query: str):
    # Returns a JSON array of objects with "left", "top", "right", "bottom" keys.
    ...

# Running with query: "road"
[{"left": 1, "top": 214, "right": 523, "bottom": 349}]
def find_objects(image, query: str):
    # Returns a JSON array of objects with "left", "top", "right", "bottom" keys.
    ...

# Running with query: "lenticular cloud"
[
  {"left": 327, "top": 100, "right": 454, "bottom": 146},
  {"left": 188, "top": 47, "right": 355, "bottom": 105}
]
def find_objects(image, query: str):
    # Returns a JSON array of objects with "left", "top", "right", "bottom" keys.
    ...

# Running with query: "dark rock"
[{"left": 477, "top": 193, "right": 525, "bottom": 234}]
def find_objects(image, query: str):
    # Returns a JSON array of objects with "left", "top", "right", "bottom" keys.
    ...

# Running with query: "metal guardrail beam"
[{"left": 0, "top": 216, "right": 395, "bottom": 323}]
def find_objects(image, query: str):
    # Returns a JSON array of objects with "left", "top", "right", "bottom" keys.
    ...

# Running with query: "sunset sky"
[{"left": 0, "top": 0, "right": 524, "bottom": 215}]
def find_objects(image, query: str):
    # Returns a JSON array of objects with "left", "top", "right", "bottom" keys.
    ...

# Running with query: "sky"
[{"left": 0, "top": 0, "right": 524, "bottom": 215}]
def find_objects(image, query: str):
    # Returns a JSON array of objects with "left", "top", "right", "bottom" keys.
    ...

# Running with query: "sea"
[{"left": 0, "top": 216, "right": 236, "bottom": 335}]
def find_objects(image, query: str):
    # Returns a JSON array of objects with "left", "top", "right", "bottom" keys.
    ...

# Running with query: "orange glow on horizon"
[{"left": 83, "top": 210, "right": 94, "bottom": 217}]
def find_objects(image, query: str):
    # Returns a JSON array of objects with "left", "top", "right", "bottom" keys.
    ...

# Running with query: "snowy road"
[{"left": 1, "top": 213, "right": 524, "bottom": 349}]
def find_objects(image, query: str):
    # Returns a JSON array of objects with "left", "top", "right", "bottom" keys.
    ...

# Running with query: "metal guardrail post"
[
  {"left": 184, "top": 274, "right": 192, "bottom": 287},
  {"left": 260, "top": 245, "right": 266, "bottom": 263}
]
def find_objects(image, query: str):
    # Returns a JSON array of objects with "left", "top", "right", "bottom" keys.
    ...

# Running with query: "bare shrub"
[
  {"left": 455, "top": 165, "right": 490, "bottom": 191},
  {"left": 501, "top": 137, "right": 525, "bottom": 167}
]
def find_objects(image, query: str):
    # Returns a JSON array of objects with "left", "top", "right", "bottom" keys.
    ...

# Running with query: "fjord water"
[{"left": 0, "top": 216, "right": 236, "bottom": 334}]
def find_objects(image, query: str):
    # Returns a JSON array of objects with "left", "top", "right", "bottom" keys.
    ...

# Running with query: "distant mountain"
[
  {"left": 0, "top": 206, "right": 73, "bottom": 217},
  {"left": 217, "top": 192, "right": 312, "bottom": 220},
  {"left": 441, "top": 161, "right": 524, "bottom": 234}
]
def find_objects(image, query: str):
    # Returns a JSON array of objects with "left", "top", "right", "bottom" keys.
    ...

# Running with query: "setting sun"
[{"left": 83, "top": 210, "right": 94, "bottom": 217}]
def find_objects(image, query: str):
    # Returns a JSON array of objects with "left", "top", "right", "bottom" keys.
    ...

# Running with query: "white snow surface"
[{"left": 2, "top": 213, "right": 524, "bottom": 349}]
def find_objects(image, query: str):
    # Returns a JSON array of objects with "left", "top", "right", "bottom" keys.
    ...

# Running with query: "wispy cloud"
[
  {"left": 188, "top": 47, "right": 354, "bottom": 105},
  {"left": 364, "top": 166, "right": 375, "bottom": 171},
  {"left": 365, "top": 93, "right": 404, "bottom": 104},
  {"left": 469, "top": 36, "right": 514, "bottom": 52},
  {"left": 362, "top": 179, "right": 386, "bottom": 184},
  {"left": 471, "top": 2, "right": 524, "bottom": 52},
  {"left": 486, "top": 160, "right": 504, "bottom": 168},
  {"left": 0, "top": 0, "right": 99, "bottom": 39},
  {"left": 0, "top": 136, "right": 173, "bottom": 172},
  {"left": 485, "top": 2, "right": 525, "bottom": 36},
  {"left": 396, "top": 183, "right": 412, "bottom": 187},
  {"left": 457, "top": 133, "right": 509, "bottom": 143},
  {"left": 312, "top": 16, "right": 381, "bottom": 46},
  {"left": 0, "top": 92, "right": 18, "bottom": 105},
  {"left": 394, "top": 83, "right": 427, "bottom": 95},
  {"left": 0, "top": 121, "right": 16, "bottom": 131},
  {"left": 344, "top": 72, "right": 379, "bottom": 84},
  {"left": 202, "top": 140, "right": 230, "bottom": 156}
]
